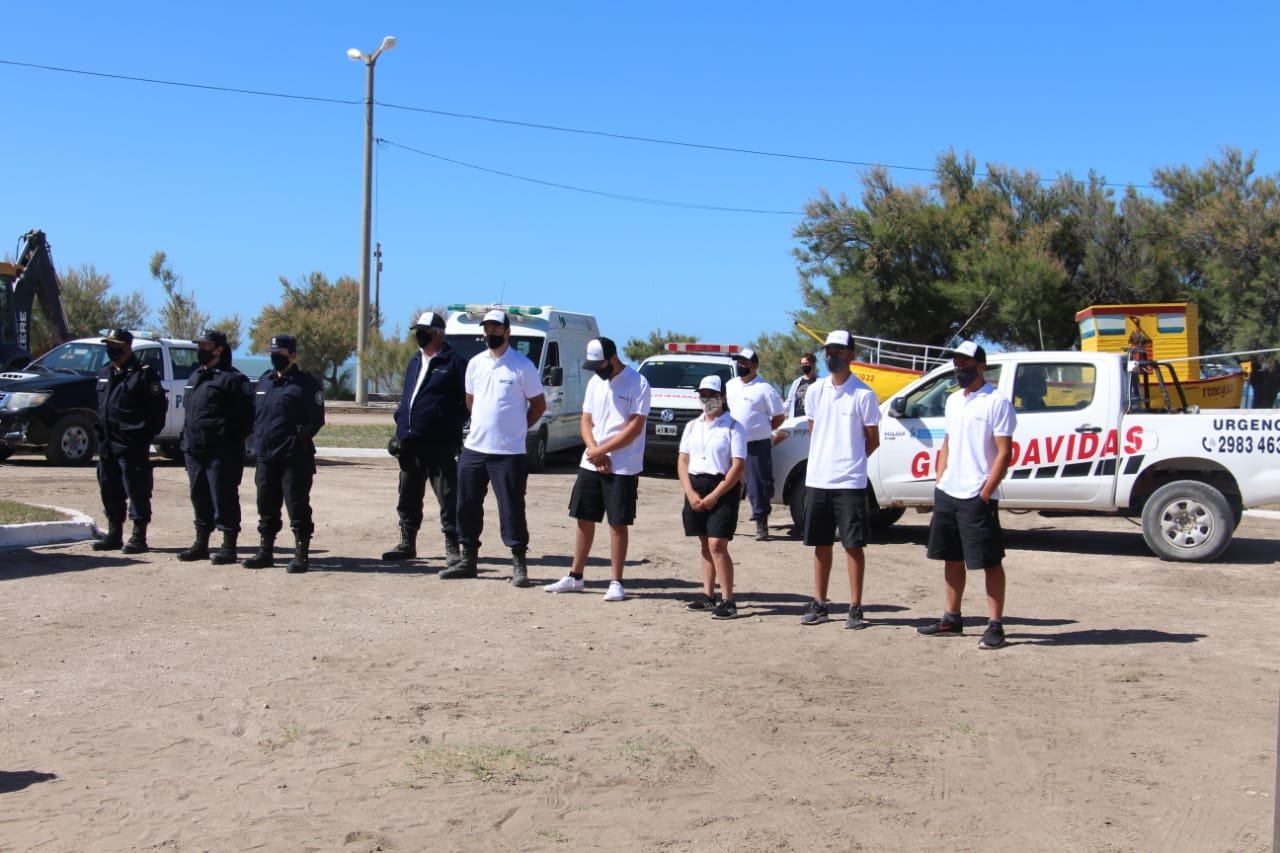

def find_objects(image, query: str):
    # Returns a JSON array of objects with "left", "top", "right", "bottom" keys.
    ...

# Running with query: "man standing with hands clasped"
[
  {"left": 726, "top": 347, "right": 785, "bottom": 541},
  {"left": 917, "top": 340, "right": 1017, "bottom": 650},
  {"left": 381, "top": 311, "right": 468, "bottom": 568},
  {"left": 545, "top": 337, "right": 651, "bottom": 602},
  {"left": 798, "top": 330, "right": 881, "bottom": 628},
  {"left": 444, "top": 309, "right": 546, "bottom": 585}
]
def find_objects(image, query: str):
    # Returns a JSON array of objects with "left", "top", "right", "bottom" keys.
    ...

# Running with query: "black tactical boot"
[
  {"left": 381, "top": 527, "right": 417, "bottom": 561},
  {"left": 511, "top": 548, "right": 530, "bottom": 587},
  {"left": 287, "top": 537, "right": 310, "bottom": 574},
  {"left": 93, "top": 521, "right": 124, "bottom": 551},
  {"left": 440, "top": 544, "right": 478, "bottom": 579},
  {"left": 444, "top": 536, "right": 462, "bottom": 570},
  {"left": 755, "top": 519, "right": 770, "bottom": 542},
  {"left": 242, "top": 535, "right": 275, "bottom": 569},
  {"left": 210, "top": 531, "right": 239, "bottom": 565},
  {"left": 122, "top": 522, "right": 149, "bottom": 554},
  {"left": 177, "top": 528, "right": 212, "bottom": 562}
]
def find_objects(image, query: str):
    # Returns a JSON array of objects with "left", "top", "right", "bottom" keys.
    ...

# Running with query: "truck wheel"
[
  {"left": 1141, "top": 480, "right": 1233, "bottom": 562},
  {"left": 46, "top": 414, "right": 97, "bottom": 466},
  {"left": 526, "top": 427, "right": 548, "bottom": 473},
  {"left": 867, "top": 491, "right": 905, "bottom": 532},
  {"left": 156, "top": 443, "right": 184, "bottom": 463},
  {"left": 787, "top": 462, "right": 808, "bottom": 528}
]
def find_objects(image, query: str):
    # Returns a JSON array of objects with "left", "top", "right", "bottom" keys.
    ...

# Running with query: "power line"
[
  {"left": 0, "top": 57, "right": 1153, "bottom": 189},
  {"left": 379, "top": 139, "right": 801, "bottom": 215}
]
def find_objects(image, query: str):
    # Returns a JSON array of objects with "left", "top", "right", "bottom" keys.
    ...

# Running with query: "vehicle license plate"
[{"left": 656, "top": 424, "right": 677, "bottom": 436}]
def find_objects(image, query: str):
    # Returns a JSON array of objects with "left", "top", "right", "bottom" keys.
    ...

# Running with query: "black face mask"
[
  {"left": 271, "top": 353, "right": 292, "bottom": 372},
  {"left": 825, "top": 353, "right": 849, "bottom": 373},
  {"left": 415, "top": 330, "right": 435, "bottom": 349},
  {"left": 106, "top": 345, "right": 127, "bottom": 363},
  {"left": 954, "top": 365, "right": 980, "bottom": 388},
  {"left": 735, "top": 364, "right": 751, "bottom": 378},
  {"left": 196, "top": 348, "right": 216, "bottom": 366},
  {"left": 801, "top": 364, "right": 814, "bottom": 376},
  {"left": 594, "top": 363, "right": 615, "bottom": 381},
  {"left": 485, "top": 334, "right": 505, "bottom": 350}
]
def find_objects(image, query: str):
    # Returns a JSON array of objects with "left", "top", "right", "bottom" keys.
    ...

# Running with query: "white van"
[{"left": 445, "top": 303, "right": 599, "bottom": 470}]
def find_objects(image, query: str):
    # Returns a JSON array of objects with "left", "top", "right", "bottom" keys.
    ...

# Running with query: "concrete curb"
[
  {"left": 0, "top": 504, "right": 99, "bottom": 550},
  {"left": 1246, "top": 509, "right": 1280, "bottom": 521}
]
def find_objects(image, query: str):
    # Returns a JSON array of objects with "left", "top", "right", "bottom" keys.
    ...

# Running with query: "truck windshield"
[
  {"left": 446, "top": 334, "right": 544, "bottom": 367},
  {"left": 639, "top": 360, "right": 733, "bottom": 390},
  {"left": 30, "top": 341, "right": 110, "bottom": 374}
]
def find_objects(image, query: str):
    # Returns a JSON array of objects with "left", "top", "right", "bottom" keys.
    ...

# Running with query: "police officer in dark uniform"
[
  {"left": 177, "top": 329, "right": 256, "bottom": 565},
  {"left": 381, "top": 311, "right": 468, "bottom": 566},
  {"left": 92, "top": 329, "right": 168, "bottom": 553},
  {"left": 242, "top": 334, "right": 326, "bottom": 573}
]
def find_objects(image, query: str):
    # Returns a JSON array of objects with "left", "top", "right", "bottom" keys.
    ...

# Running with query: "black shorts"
[
  {"left": 802, "top": 487, "right": 870, "bottom": 549},
  {"left": 568, "top": 469, "right": 639, "bottom": 526},
  {"left": 926, "top": 488, "right": 1005, "bottom": 570},
  {"left": 682, "top": 474, "right": 740, "bottom": 539}
]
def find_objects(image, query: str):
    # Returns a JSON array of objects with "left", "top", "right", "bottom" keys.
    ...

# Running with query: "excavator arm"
[{"left": 0, "top": 230, "right": 71, "bottom": 368}]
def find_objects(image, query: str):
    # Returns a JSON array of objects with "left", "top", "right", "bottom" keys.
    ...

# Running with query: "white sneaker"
[
  {"left": 603, "top": 581, "right": 626, "bottom": 602},
  {"left": 544, "top": 575, "right": 585, "bottom": 593}
]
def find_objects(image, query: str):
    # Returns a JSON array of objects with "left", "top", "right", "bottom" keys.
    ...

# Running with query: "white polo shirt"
[
  {"left": 464, "top": 347, "right": 544, "bottom": 456},
  {"left": 726, "top": 375, "right": 784, "bottom": 441},
  {"left": 679, "top": 411, "right": 747, "bottom": 476},
  {"left": 579, "top": 365, "right": 651, "bottom": 475},
  {"left": 804, "top": 375, "right": 881, "bottom": 489},
  {"left": 937, "top": 383, "right": 1017, "bottom": 500}
]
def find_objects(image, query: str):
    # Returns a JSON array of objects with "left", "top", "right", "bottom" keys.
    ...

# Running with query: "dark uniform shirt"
[
  {"left": 182, "top": 365, "right": 255, "bottom": 456},
  {"left": 96, "top": 356, "right": 167, "bottom": 455},
  {"left": 253, "top": 366, "right": 326, "bottom": 463},
  {"left": 393, "top": 344, "right": 468, "bottom": 444}
]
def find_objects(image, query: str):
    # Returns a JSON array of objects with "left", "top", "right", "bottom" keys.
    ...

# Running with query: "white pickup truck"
[{"left": 772, "top": 351, "right": 1280, "bottom": 562}]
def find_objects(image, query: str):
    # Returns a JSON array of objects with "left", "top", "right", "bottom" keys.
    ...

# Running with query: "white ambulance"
[
  {"left": 636, "top": 343, "right": 741, "bottom": 468},
  {"left": 445, "top": 303, "right": 599, "bottom": 470}
]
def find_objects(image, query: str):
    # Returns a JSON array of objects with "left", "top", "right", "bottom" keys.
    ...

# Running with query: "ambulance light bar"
[
  {"left": 447, "top": 303, "right": 546, "bottom": 317},
  {"left": 665, "top": 342, "right": 741, "bottom": 354}
]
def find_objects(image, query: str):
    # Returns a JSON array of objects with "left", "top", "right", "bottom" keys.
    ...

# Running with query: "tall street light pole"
[{"left": 347, "top": 35, "right": 397, "bottom": 406}]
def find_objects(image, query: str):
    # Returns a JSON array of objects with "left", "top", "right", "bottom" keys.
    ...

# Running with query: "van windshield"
[
  {"left": 447, "top": 334, "right": 544, "bottom": 367},
  {"left": 639, "top": 359, "right": 733, "bottom": 390}
]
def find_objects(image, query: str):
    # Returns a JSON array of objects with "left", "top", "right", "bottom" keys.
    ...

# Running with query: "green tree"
[
  {"left": 149, "top": 252, "right": 241, "bottom": 347},
  {"left": 362, "top": 325, "right": 418, "bottom": 398},
  {"left": 249, "top": 272, "right": 365, "bottom": 398},
  {"left": 1152, "top": 148, "right": 1280, "bottom": 407},
  {"left": 623, "top": 329, "right": 698, "bottom": 363},
  {"left": 28, "top": 264, "right": 150, "bottom": 353}
]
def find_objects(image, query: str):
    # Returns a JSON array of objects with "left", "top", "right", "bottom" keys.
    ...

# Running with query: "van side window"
[
  {"left": 137, "top": 347, "right": 166, "bottom": 380},
  {"left": 546, "top": 341, "right": 560, "bottom": 368},
  {"left": 169, "top": 347, "right": 199, "bottom": 381},
  {"left": 1014, "top": 363, "right": 1095, "bottom": 412}
]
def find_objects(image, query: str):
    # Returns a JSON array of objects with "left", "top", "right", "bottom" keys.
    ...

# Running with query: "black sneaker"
[
  {"left": 978, "top": 621, "right": 1006, "bottom": 650},
  {"left": 917, "top": 612, "right": 963, "bottom": 636},
  {"left": 800, "top": 600, "right": 829, "bottom": 626},
  {"left": 685, "top": 594, "right": 716, "bottom": 612},
  {"left": 844, "top": 605, "right": 868, "bottom": 630},
  {"left": 711, "top": 600, "right": 738, "bottom": 620}
]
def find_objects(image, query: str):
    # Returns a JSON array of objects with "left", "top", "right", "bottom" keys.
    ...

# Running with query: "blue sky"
[{"left": 6, "top": 1, "right": 1278, "bottom": 359}]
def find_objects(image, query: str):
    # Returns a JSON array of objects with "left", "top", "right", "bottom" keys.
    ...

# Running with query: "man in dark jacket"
[
  {"left": 177, "top": 329, "right": 255, "bottom": 565},
  {"left": 93, "top": 329, "right": 168, "bottom": 553},
  {"left": 242, "top": 334, "right": 326, "bottom": 573},
  {"left": 382, "top": 311, "right": 468, "bottom": 567}
]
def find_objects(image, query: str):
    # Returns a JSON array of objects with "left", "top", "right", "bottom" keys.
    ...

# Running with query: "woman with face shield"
[{"left": 676, "top": 375, "right": 747, "bottom": 620}]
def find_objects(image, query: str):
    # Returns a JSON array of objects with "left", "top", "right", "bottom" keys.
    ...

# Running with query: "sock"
[{"left": 570, "top": 572, "right": 583, "bottom": 580}]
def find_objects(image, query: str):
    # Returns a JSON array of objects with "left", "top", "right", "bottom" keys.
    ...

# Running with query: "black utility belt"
[{"left": 690, "top": 472, "right": 726, "bottom": 483}]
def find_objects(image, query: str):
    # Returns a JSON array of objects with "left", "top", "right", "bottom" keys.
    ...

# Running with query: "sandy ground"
[{"left": 1, "top": 413, "right": 1279, "bottom": 852}]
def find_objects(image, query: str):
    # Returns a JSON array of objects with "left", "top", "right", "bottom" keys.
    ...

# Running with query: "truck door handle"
[{"left": 1075, "top": 425, "right": 1103, "bottom": 434}]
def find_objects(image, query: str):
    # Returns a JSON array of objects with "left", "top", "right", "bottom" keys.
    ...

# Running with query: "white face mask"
[{"left": 701, "top": 398, "right": 722, "bottom": 415}]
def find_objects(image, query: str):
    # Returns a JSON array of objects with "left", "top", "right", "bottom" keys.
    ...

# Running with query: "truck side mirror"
[
  {"left": 888, "top": 397, "right": 907, "bottom": 418},
  {"left": 542, "top": 365, "right": 564, "bottom": 387}
]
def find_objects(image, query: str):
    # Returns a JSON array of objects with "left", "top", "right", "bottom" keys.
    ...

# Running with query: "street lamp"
[{"left": 347, "top": 35, "right": 397, "bottom": 406}]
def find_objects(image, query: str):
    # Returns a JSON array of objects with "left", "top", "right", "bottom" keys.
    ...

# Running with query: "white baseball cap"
[
  {"left": 410, "top": 311, "right": 445, "bottom": 330},
  {"left": 697, "top": 375, "right": 723, "bottom": 394},
  {"left": 824, "top": 330, "right": 852, "bottom": 348},
  {"left": 947, "top": 340, "right": 987, "bottom": 362},
  {"left": 482, "top": 309, "right": 507, "bottom": 325},
  {"left": 736, "top": 347, "right": 758, "bottom": 362}
]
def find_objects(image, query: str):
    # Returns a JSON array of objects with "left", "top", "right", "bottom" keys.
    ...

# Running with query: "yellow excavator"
[{"left": 0, "top": 230, "right": 71, "bottom": 369}]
